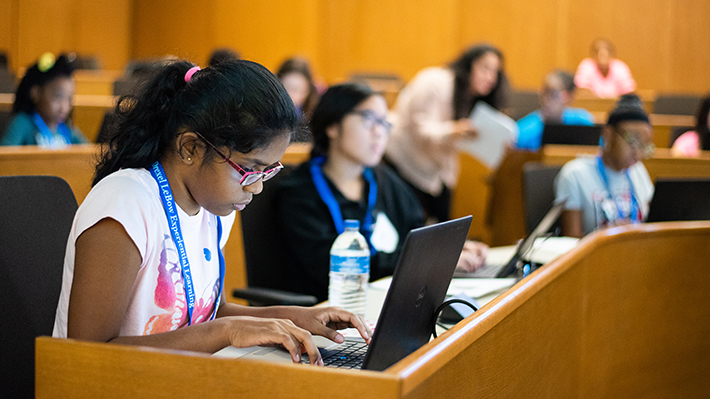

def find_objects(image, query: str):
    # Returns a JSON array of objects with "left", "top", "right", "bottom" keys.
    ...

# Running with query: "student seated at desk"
[
  {"left": 0, "top": 52, "right": 88, "bottom": 148},
  {"left": 554, "top": 94, "right": 655, "bottom": 238},
  {"left": 671, "top": 93, "right": 710, "bottom": 158},
  {"left": 277, "top": 83, "right": 487, "bottom": 302},
  {"left": 52, "top": 59, "right": 371, "bottom": 366},
  {"left": 516, "top": 70, "right": 595, "bottom": 150},
  {"left": 574, "top": 38, "right": 636, "bottom": 99}
]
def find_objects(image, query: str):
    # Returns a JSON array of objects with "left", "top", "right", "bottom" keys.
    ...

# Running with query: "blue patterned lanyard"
[
  {"left": 149, "top": 162, "right": 224, "bottom": 326},
  {"left": 596, "top": 156, "right": 639, "bottom": 222},
  {"left": 32, "top": 112, "right": 72, "bottom": 148},
  {"left": 310, "top": 156, "right": 377, "bottom": 256}
]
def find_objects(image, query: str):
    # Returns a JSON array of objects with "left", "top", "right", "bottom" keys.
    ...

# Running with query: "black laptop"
[
  {"left": 646, "top": 178, "right": 710, "bottom": 223},
  {"left": 215, "top": 216, "right": 472, "bottom": 371},
  {"left": 541, "top": 124, "right": 602, "bottom": 146}
]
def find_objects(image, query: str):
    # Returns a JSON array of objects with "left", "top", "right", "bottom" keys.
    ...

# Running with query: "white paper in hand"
[{"left": 456, "top": 102, "right": 518, "bottom": 169}]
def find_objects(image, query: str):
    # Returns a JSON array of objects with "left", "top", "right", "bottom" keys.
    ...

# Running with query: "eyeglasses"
[
  {"left": 349, "top": 110, "right": 393, "bottom": 133},
  {"left": 615, "top": 128, "right": 655, "bottom": 159},
  {"left": 194, "top": 132, "right": 283, "bottom": 186}
]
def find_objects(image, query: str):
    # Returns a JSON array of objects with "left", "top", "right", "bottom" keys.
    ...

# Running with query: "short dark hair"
[
  {"left": 549, "top": 69, "right": 576, "bottom": 93},
  {"left": 309, "top": 83, "right": 376, "bottom": 159},
  {"left": 607, "top": 94, "right": 649, "bottom": 127},
  {"left": 94, "top": 59, "right": 298, "bottom": 185},
  {"left": 450, "top": 43, "right": 509, "bottom": 119},
  {"left": 13, "top": 53, "right": 75, "bottom": 114}
]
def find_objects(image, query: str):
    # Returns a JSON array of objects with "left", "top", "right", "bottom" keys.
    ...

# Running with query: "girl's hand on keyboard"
[{"left": 286, "top": 306, "right": 373, "bottom": 345}]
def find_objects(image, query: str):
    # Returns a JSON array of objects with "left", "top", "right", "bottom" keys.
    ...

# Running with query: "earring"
[{"left": 187, "top": 157, "right": 192, "bottom": 161}]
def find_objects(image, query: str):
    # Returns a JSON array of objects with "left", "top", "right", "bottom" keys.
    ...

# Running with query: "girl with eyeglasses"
[
  {"left": 277, "top": 83, "right": 487, "bottom": 302},
  {"left": 52, "top": 60, "right": 371, "bottom": 366},
  {"left": 554, "top": 94, "right": 655, "bottom": 238}
]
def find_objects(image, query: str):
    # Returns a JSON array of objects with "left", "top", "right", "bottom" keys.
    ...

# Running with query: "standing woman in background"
[
  {"left": 1, "top": 52, "right": 88, "bottom": 147},
  {"left": 52, "top": 59, "right": 370, "bottom": 365},
  {"left": 385, "top": 43, "right": 509, "bottom": 223}
]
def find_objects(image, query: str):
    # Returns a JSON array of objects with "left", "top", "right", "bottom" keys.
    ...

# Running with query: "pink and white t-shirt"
[
  {"left": 53, "top": 168, "right": 235, "bottom": 338},
  {"left": 574, "top": 58, "right": 637, "bottom": 98}
]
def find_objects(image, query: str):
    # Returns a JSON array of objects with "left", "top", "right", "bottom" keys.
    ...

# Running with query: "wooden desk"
[
  {"left": 35, "top": 222, "right": 710, "bottom": 398},
  {"left": 73, "top": 70, "right": 123, "bottom": 96}
]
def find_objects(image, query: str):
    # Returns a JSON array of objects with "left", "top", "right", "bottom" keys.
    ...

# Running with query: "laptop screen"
[{"left": 646, "top": 178, "right": 710, "bottom": 223}]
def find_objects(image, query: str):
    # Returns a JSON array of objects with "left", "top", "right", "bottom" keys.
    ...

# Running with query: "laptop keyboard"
[
  {"left": 301, "top": 340, "right": 368, "bottom": 369},
  {"left": 467, "top": 262, "right": 503, "bottom": 278}
]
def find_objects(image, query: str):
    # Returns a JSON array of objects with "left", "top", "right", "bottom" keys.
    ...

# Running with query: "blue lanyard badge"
[
  {"left": 310, "top": 156, "right": 377, "bottom": 256},
  {"left": 32, "top": 112, "right": 72, "bottom": 149},
  {"left": 596, "top": 156, "right": 639, "bottom": 223},
  {"left": 149, "top": 162, "right": 223, "bottom": 326}
]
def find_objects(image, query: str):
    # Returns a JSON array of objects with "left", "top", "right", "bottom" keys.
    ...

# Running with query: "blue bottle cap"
[{"left": 344, "top": 219, "right": 360, "bottom": 230}]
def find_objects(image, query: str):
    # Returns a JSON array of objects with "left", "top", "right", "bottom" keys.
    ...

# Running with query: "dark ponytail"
[{"left": 94, "top": 59, "right": 299, "bottom": 186}]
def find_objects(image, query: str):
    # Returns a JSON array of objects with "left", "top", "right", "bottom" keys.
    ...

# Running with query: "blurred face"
[
  {"left": 31, "top": 76, "right": 74, "bottom": 128},
  {"left": 327, "top": 95, "right": 390, "bottom": 167},
  {"left": 469, "top": 52, "right": 500, "bottom": 97},
  {"left": 188, "top": 133, "right": 290, "bottom": 217},
  {"left": 281, "top": 72, "right": 310, "bottom": 109},
  {"left": 593, "top": 42, "right": 612, "bottom": 70},
  {"left": 540, "top": 74, "right": 570, "bottom": 122},
  {"left": 603, "top": 121, "right": 654, "bottom": 170}
]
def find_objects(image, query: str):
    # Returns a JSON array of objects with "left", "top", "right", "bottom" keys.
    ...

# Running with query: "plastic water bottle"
[{"left": 328, "top": 219, "right": 370, "bottom": 316}]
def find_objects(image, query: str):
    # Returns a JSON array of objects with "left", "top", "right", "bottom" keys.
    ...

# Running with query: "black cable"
[{"left": 431, "top": 298, "right": 478, "bottom": 339}]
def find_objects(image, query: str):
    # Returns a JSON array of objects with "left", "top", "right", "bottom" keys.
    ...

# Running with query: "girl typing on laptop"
[{"left": 52, "top": 60, "right": 371, "bottom": 366}]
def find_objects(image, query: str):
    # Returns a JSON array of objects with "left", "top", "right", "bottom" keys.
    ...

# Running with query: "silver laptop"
[
  {"left": 214, "top": 216, "right": 472, "bottom": 371},
  {"left": 456, "top": 199, "right": 566, "bottom": 279}
]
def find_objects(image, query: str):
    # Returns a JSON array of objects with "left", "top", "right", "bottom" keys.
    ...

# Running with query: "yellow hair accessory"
[{"left": 37, "top": 52, "right": 56, "bottom": 73}]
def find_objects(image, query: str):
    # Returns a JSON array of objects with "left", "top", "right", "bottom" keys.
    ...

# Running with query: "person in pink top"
[
  {"left": 671, "top": 93, "right": 710, "bottom": 157},
  {"left": 574, "top": 38, "right": 636, "bottom": 98}
]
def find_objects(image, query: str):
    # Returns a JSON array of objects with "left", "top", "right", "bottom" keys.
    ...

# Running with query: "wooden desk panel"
[{"left": 36, "top": 222, "right": 710, "bottom": 398}]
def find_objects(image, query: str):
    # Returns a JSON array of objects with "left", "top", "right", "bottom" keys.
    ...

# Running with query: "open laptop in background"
[
  {"left": 214, "top": 216, "right": 472, "bottom": 371},
  {"left": 646, "top": 178, "right": 710, "bottom": 223},
  {"left": 457, "top": 200, "right": 566, "bottom": 279},
  {"left": 541, "top": 124, "right": 602, "bottom": 146}
]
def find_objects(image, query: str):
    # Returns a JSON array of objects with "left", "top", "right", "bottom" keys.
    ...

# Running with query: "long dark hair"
[
  {"left": 695, "top": 93, "right": 710, "bottom": 151},
  {"left": 13, "top": 53, "right": 75, "bottom": 115},
  {"left": 94, "top": 59, "right": 298, "bottom": 186},
  {"left": 450, "top": 43, "right": 509, "bottom": 119},
  {"left": 276, "top": 57, "right": 320, "bottom": 118},
  {"left": 309, "top": 83, "right": 376, "bottom": 159}
]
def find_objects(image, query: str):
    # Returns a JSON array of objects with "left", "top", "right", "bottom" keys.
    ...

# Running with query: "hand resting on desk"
[{"left": 455, "top": 240, "right": 489, "bottom": 272}]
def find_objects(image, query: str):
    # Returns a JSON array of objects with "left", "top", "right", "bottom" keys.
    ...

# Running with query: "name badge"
[{"left": 370, "top": 212, "right": 398, "bottom": 254}]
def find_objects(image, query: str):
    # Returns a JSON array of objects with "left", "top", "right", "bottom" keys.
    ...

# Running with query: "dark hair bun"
[{"left": 607, "top": 94, "right": 649, "bottom": 126}]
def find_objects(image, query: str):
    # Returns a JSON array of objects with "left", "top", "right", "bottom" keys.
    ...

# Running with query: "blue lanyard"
[
  {"left": 310, "top": 156, "right": 377, "bottom": 256},
  {"left": 596, "top": 156, "right": 639, "bottom": 222},
  {"left": 32, "top": 112, "right": 72, "bottom": 149},
  {"left": 149, "top": 162, "right": 224, "bottom": 326}
]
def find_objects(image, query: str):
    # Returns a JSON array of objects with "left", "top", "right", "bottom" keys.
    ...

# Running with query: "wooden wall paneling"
[
  {"left": 15, "top": 0, "right": 76, "bottom": 68},
  {"left": 133, "top": 0, "right": 214, "bottom": 65},
  {"left": 73, "top": 0, "right": 132, "bottom": 71},
  {"left": 457, "top": 0, "right": 561, "bottom": 90},
  {"left": 212, "top": 0, "right": 321, "bottom": 74},
  {"left": 0, "top": 0, "right": 17, "bottom": 70},
  {"left": 670, "top": 0, "right": 710, "bottom": 92}
]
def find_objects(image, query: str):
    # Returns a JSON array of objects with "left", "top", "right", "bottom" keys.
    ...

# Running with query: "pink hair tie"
[{"left": 184, "top": 66, "right": 201, "bottom": 82}]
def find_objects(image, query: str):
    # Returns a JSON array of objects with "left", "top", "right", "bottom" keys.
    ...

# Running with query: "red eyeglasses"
[{"left": 194, "top": 132, "right": 283, "bottom": 186}]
